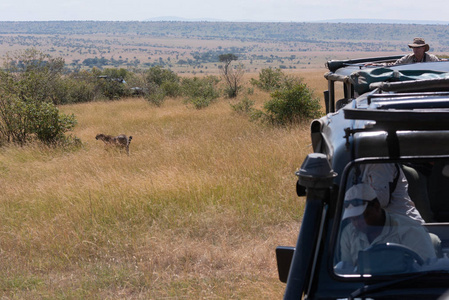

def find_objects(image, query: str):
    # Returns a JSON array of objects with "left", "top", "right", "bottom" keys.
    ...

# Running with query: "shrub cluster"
[
  {"left": 181, "top": 76, "right": 221, "bottom": 109},
  {"left": 250, "top": 68, "right": 286, "bottom": 92},
  {"left": 139, "top": 67, "right": 221, "bottom": 109},
  {"left": 242, "top": 68, "right": 322, "bottom": 125},
  {"left": 0, "top": 49, "right": 323, "bottom": 146},
  {"left": 1, "top": 49, "right": 225, "bottom": 120},
  {"left": 142, "top": 66, "right": 181, "bottom": 106},
  {"left": 0, "top": 49, "right": 78, "bottom": 146},
  {"left": 0, "top": 49, "right": 226, "bottom": 147},
  {"left": 263, "top": 82, "right": 321, "bottom": 125}
]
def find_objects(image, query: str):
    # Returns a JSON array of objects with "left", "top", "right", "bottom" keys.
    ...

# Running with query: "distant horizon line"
[
  {"left": 144, "top": 17, "right": 449, "bottom": 25},
  {"left": 0, "top": 18, "right": 448, "bottom": 25}
]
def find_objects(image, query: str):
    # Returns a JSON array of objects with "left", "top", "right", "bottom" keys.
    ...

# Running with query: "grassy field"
[{"left": 0, "top": 72, "right": 326, "bottom": 299}]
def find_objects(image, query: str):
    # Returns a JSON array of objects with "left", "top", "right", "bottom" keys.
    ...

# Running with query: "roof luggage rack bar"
[
  {"left": 326, "top": 55, "right": 403, "bottom": 72},
  {"left": 378, "top": 100, "right": 449, "bottom": 110},
  {"left": 367, "top": 92, "right": 449, "bottom": 105},
  {"left": 344, "top": 109, "right": 449, "bottom": 131},
  {"left": 369, "top": 78, "right": 449, "bottom": 93}
]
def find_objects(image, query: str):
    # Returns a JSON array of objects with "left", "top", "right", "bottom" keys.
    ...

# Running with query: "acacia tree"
[{"left": 219, "top": 53, "right": 244, "bottom": 98}]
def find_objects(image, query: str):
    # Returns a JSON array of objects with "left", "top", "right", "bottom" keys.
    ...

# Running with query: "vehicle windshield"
[{"left": 334, "top": 159, "right": 449, "bottom": 277}]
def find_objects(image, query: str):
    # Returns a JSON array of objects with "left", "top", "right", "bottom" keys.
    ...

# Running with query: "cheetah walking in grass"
[{"left": 95, "top": 133, "right": 133, "bottom": 155}]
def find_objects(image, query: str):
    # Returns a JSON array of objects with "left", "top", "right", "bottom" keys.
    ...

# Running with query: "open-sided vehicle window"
[{"left": 333, "top": 160, "right": 449, "bottom": 277}]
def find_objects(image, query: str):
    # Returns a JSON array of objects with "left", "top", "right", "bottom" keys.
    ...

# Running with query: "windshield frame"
[{"left": 329, "top": 155, "right": 449, "bottom": 282}]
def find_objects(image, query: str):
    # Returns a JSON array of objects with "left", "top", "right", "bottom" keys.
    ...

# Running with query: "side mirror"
[
  {"left": 296, "top": 180, "right": 306, "bottom": 196},
  {"left": 276, "top": 246, "right": 295, "bottom": 283}
]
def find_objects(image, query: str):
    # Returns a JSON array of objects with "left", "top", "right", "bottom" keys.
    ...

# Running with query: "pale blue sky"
[{"left": 1, "top": 0, "right": 449, "bottom": 23}]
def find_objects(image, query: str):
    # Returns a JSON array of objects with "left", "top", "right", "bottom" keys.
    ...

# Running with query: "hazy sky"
[{"left": 1, "top": 0, "right": 449, "bottom": 23}]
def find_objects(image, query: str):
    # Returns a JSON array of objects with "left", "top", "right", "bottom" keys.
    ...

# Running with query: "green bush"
[
  {"left": 0, "top": 96, "right": 29, "bottom": 145},
  {"left": 262, "top": 82, "right": 322, "bottom": 125},
  {"left": 248, "top": 68, "right": 322, "bottom": 125},
  {"left": 145, "top": 66, "right": 179, "bottom": 86},
  {"left": 144, "top": 82, "right": 166, "bottom": 106},
  {"left": 0, "top": 49, "right": 78, "bottom": 146},
  {"left": 250, "top": 68, "right": 286, "bottom": 92},
  {"left": 141, "top": 66, "right": 181, "bottom": 103},
  {"left": 181, "top": 76, "right": 220, "bottom": 109},
  {"left": 161, "top": 81, "right": 181, "bottom": 98},
  {"left": 0, "top": 96, "right": 76, "bottom": 145},
  {"left": 98, "top": 78, "right": 127, "bottom": 100},
  {"left": 63, "top": 76, "right": 97, "bottom": 104},
  {"left": 31, "top": 101, "right": 77, "bottom": 144},
  {"left": 101, "top": 68, "right": 128, "bottom": 81},
  {"left": 230, "top": 97, "right": 255, "bottom": 115},
  {"left": 94, "top": 68, "right": 131, "bottom": 100},
  {"left": 2, "top": 49, "right": 66, "bottom": 105}
]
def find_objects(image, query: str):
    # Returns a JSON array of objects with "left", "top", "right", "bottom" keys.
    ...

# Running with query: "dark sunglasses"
[{"left": 344, "top": 199, "right": 370, "bottom": 208}]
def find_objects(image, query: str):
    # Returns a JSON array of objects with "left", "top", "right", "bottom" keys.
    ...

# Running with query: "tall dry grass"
[{"left": 0, "top": 72, "right": 323, "bottom": 299}]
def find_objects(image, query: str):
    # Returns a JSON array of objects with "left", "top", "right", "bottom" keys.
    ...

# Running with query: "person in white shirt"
[
  {"left": 358, "top": 163, "right": 424, "bottom": 223},
  {"left": 365, "top": 37, "right": 441, "bottom": 67},
  {"left": 339, "top": 183, "right": 436, "bottom": 267},
  {"left": 388, "top": 37, "right": 440, "bottom": 66}
]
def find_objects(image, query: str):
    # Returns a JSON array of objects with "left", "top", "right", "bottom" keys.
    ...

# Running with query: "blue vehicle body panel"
[{"left": 279, "top": 56, "right": 449, "bottom": 300}]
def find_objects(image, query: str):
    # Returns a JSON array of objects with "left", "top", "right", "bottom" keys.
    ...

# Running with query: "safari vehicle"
[{"left": 276, "top": 56, "right": 449, "bottom": 299}]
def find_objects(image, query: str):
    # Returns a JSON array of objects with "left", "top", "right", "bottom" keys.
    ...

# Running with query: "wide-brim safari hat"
[
  {"left": 408, "top": 37, "right": 430, "bottom": 52},
  {"left": 342, "top": 183, "right": 377, "bottom": 220}
]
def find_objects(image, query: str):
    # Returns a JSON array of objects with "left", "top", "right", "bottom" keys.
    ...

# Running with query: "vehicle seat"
[
  {"left": 428, "top": 162, "right": 449, "bottom": 222},
  {"left": 401, "top": 165, "right": 435, "bottom": 223},
  {"left": 401, "top": 165, "right": 442, "bottom": 258}
]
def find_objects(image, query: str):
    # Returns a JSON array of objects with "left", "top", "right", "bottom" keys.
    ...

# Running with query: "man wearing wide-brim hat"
[
  {"left": 389, "top": 37, "right": 440, "bottom": 65},
  {"left": 366, "top": 37, "right": 441, "bottom": 67}
]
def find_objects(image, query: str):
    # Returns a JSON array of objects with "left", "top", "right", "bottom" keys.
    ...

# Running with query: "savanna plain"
[
  {"left": 4, "top": 20, "right": 442, "bottom": 299},
  {"left": 0, "top": 71, "right": 327, "bottom": 299}
]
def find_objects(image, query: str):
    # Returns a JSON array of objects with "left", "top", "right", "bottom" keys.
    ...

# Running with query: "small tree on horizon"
[{"left": 219, "top": 53, "right": 244, "bottom": 98}]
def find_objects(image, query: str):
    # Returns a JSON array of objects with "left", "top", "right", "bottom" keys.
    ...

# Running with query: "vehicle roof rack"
[
  {"left": 325, "top": 55, "right": 403, "bottom": 72},
  {"left": 367, "top": 92, "right": 449, "bottom": 107},
  {"left": 369, "top": 78, "right": 449, "bottom": 93}
]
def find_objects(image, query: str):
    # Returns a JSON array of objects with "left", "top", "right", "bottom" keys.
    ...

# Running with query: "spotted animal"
[{"left": 95, "top": 133, "right": 133, "bottom": 155}]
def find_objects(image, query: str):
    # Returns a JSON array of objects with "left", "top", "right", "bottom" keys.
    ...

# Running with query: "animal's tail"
[{"left": 128, "top": 136, "right": 133, "bottom": 144}]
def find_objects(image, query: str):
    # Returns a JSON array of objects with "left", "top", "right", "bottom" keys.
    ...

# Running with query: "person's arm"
[
  {"left": 428, "top": 54, "right": 441, "bottom": 62},
  {"left": 388, "top": 54, "right": 413, "bottom": 66},
  {"left": 400, "top": 225, "right": 436, "bottom": 262}
]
